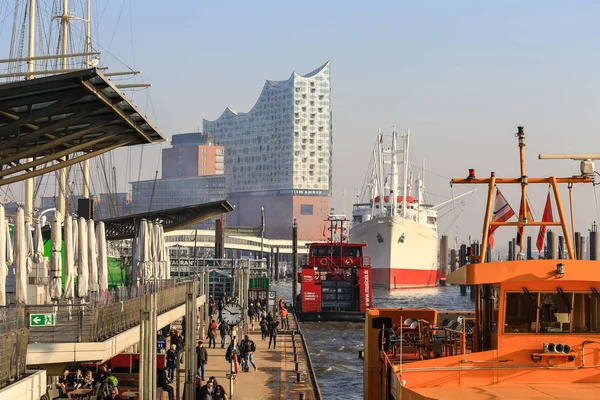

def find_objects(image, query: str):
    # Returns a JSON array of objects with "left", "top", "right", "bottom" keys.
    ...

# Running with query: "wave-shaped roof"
[{"left": 204, "top": 61, "right": 330, "bottom": 124}]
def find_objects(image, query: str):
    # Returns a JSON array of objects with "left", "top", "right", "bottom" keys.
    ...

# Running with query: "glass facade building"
[{"left": 203, "top": 62, "right": 332, "bottom": 240}]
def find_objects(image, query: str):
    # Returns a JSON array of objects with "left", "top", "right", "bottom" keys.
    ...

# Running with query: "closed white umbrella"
[
  {"left": 155, "top": 223, "right": 164, "bottom": 280},
  {"left": 97, "top": 222, "right": 109, "bottom": 293},
  {"left": 49, "top": 211, "right": 62, "bottom": 300},
  {"left": 73, "top": 218, "right": 79, "bottom": 276},
  {"left": 5, "top": 215, "right": 12, "bottom": 267},
  {"left": 137, "top": 219, "right": 150, "bottom": 282},
  {"left": 163, "top": 226, "right": 170, "bottom": 281},
  {"left": 88, "top": 220, "right": 98, "bottom": 293},
  {"left": 63, "top": 216, "right": 75, "bottom": 299},
  {"left": 0, "top": 206, "right": 6, "bottom": 306},
  {"left": 77, "top": 217, "right": 88, "bottom": 298},
  {"left": 147, "top": 220, "right": 155, "bottom": 280},
  {"left": 14, "top": 208, "right": 27, "bottom": 304},
  {"left": 25, "top": 221, "right": 33, "bottom": 276},
  {"left": 32, "top": 220, "right": 44, "bottom": 264}
]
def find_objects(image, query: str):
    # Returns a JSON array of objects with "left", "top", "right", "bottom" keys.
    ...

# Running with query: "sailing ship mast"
[
  {"left": 390, "top": 124, "right": 398, "bottom": 217},
  {"left": 402, "top": 128, "right": 410, "bottom": 218}
]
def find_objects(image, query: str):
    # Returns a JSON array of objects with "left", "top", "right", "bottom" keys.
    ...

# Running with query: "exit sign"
[{"left": 30, "top": 313, "right": 55, "bottom": 326}]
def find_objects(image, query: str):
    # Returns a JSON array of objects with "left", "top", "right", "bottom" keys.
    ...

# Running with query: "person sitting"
[
  {"left": 157, "top": 367, "right": 175, "bottom": 400},
  {"left": 73, "top": 368, "right": 85, "bottom": 389},
  {"left": 83, "top": 369, "right": 95, "bottom": 388},
  {"left": 57, "top": 368, "right": 72, "bottom": 395},
  {"left": 108, "top": 387, "right": 122, "bottom": 400}
]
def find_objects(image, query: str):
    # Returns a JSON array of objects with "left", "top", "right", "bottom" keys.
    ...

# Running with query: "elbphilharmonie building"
[{"left": 203, "top": 62, "right": 332, "bottom": 240}]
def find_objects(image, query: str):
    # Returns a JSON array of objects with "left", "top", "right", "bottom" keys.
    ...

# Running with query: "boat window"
[
  {"left": 311, "top": 246, "right": 329, "bottom": 257},
  {"left": 345, "top": 247, "right": 362, "bottom": 257},
  {"left": 572, "top": 293, "right": 600, "bottom": 333},
  {"left": 504, "top": 292, "right": 538, "bottom": 333},
  {"left": 538, "top": 292, "right": 572, "bottom": 333}
]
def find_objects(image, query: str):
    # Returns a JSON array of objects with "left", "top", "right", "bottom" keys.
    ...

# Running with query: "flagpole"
[
  {"left": 517, "top": 127, "right": 528, "bottom": 257},
  {"left": 479, "top": 173, "right": 496, "bottom": 264}
]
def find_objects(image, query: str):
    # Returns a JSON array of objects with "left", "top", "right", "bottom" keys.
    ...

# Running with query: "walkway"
[{"left": 202, "top": 323, "right": 318, "bottom": 399}]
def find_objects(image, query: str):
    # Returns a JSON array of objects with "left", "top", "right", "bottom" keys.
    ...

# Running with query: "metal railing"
[
  {"left": 0, "top": 327, "right": 28, "bottom": 388},
  {"left": 1, "top": 279, "right": 200, "bottom": 344}
]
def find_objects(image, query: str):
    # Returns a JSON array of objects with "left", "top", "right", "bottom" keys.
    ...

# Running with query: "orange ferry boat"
[{"left": 363, "top": 127, "right": 600, "bottom": 399}]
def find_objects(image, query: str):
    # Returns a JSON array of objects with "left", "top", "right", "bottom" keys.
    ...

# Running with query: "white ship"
[{"left": 350, "top": 126, "right": 472, "bottom": 289}]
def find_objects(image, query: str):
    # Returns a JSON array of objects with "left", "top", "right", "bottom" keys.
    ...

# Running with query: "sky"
[{"left": 1, "top": 0, "right": 600, "bottom": 252}]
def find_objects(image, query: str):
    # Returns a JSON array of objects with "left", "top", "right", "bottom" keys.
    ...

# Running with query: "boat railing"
[
  {"left": 443, "top": 317, "right": 476, "bottom": 356},
  {"left": 0, "top": 280, "right": 200, "bottom": 343},
  {"left": 302, "top": 255, "right": 371, "bottom": 268}
]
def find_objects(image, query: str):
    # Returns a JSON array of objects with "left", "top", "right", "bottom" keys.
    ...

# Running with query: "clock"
[{"left": 222, "top": 302, "right": 243, "bottom": 326}]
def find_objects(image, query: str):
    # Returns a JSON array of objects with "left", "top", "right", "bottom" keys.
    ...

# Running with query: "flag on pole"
[
  {"left": 536, "top": 192, "right": 554, "bottom": 252},
  {"left": 516, "top": 197, "right": 535, "bottom": 244},
  {"left": 489, "top": 188, "right": 516, "bottom": 249},
  {"left": 322, "top": 224, "right": 327, "bottom": 237}
]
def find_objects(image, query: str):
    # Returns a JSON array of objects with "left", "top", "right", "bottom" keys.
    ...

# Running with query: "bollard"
[{"left": 296, "top": 372, "right": 302, "bottom": 383}]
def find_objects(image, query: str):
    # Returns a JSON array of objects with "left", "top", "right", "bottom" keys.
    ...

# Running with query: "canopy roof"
[
  {"left": 102, "top": 200, "right": 235, "bottom": 240},
  {"left": 446, "top": 259, "right": 600, "bottom": 285},
  {"left": 0, "top": 68, "right": 164, "bottom": 185}
]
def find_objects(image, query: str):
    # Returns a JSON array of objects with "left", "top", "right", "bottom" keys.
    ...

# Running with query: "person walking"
[
  {"left": 268, "top": 320, "right": 279, "bottom": 349},
  {"left": 280, "top": 306, "right": 289, "bottom": 330},
  {"left": 196, "top": 341, "right": 208, "bottom": 381},
  {"left": 207, "top": 319, "right": 217, "bottom": 349},
  {"left": 219, "top": 320, "right": 229, "bottom": 348},
  {"left": 240, "top": 334, "right": 257, "bottom": 371},
  {"left": 166, "top": 344, "right": 177, "bottom": 382},
  {"left": 259, "top": 317, "right": 269, "bottom": 341}
]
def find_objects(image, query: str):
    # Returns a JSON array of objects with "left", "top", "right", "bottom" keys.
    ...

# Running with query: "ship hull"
[{"left": 350, "top": 215, "right": 438, "bottom": 289}]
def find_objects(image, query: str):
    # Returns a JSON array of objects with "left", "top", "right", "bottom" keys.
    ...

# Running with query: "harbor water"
[{"left": 271, "top": 281, "right": 475, "bottom": 399}]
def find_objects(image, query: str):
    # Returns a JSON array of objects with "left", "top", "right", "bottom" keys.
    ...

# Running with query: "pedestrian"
[
  {"left": 217, "top": 299, "right": 224, "bottom": 322},
  {"left": 175, "top": 331, "right": 184, "bottom": 352},
  {"left": 260, "top": 317, "right": 269, "bottom": 341},
  {"left": 214, "top": 384, "right": 229, "bottom": 400},
  {"left": 219, "top": 320, "right": 229, "bottom": 348},
  {"left": 280, "top": 306, "right": 289, "bottom": 330},
  {"left": 268, "top": 320, "right": 279, "bottom": 349},
  {"left": 157, "top": 367, "right": 175, "bottom": 400},
  {"left": 248, "top": 304, "right": 255, "bottom": 331},
  {"left": 196, "top": 341, "right": 208, "bottom": 381},
  {"left": 266, "top": 311, "right": 273, "bottom": 325},
  {"left": 199, "top": 379, "right": 215, "bottom": 400},
  {"left": 279, "top": 298, "right": 284, "bottom": 312},
  {"left": 207, "top": 319, "right": 217, "bottom": 349},
  {"left": 166, "top": 344, "right": 177, "bottom": 382},
  {"left": 240, "top": 334, "right": 257, "bottom": 371},
  {"left": 230, "top": 324, "right": 238, "bottom": 344},
  {"left": 181, "top": 316, "right": 186, "bottom": 337}
]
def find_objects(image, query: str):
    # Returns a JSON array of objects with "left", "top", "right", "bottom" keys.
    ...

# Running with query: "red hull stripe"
[{"left": 372, "top": 268, "right": 438, "bottom": 289}]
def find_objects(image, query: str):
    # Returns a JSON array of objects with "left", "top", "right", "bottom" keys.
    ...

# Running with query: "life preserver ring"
[
  {"left": 345, "top": 258, "right": 352, "bottom": 266},
  {"left": 320, "top": 258, "right": 327, "bottom": 266}
]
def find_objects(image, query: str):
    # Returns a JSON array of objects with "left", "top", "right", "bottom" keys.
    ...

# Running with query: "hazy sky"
[{"left": 2, "top": 0, "right": 600, "bottom": 252}]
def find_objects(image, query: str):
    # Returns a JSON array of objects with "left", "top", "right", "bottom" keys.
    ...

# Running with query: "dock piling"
[
  {"left": 590, "top": 223, "right": 598, "bottom": 260},
  {"left": 575, "top": 232, "right": 582, "bottom": 260},
  {"left": 440, "top": 236, "right": 449, "bottom": 277}
]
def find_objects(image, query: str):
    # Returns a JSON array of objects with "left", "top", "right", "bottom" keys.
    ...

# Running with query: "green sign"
[
  {"left": 30, "top": 313, "right": 55, "bottom": 326},
  {"left": 224, "top": 227, "right": 261, "bottom": 237}
]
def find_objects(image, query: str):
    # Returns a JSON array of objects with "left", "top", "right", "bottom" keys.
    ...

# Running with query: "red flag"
[
  {"left": 489, "top": 189, "right": 516, "bottom": 249},
  {"left": 322, "top": 224, "right": 326, "bottom": 237},
  {"left": 536, "top": 192, "right": 554, "bottom": 252}
]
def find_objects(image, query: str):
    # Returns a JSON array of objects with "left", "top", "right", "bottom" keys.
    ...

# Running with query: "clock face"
[{"left": 222, "top": 302, "right": 243, "bottom": 326}]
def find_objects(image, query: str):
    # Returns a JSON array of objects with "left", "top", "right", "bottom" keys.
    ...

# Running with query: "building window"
[{"left": 301, "top": 204, "right": 313, "bottom": 215}]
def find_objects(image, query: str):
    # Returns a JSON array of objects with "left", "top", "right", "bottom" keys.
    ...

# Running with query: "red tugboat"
[{"left": 297, "top": 216, "right": 373, "bottom": 322}]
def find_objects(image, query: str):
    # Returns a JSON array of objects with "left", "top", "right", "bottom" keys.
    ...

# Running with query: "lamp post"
[{"left": 260, "top": 207, "right": 265, "bottom": 261}]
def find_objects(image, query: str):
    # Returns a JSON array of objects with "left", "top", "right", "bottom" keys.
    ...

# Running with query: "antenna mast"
[{"left": 390, "top": 124, "right": 398, "bottom": 217}]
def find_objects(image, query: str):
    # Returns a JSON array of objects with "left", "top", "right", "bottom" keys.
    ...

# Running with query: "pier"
[{"left": 196, "top": 312, "right": 321, "bottom": 400}]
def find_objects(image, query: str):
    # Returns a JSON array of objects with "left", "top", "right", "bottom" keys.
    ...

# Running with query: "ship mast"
[
  {"left": 24, "top": 0, "right": 36, "bottom": 224},
  {"left": 402, "top": 128, "right": 410, "bottom": 218},
  {"left": 390, "top": 124, "right": 398, "bottom": 217},
  {"left": 376, "top": 128, "right": 384, "bottom": 216},
  {"left": 82, "top": 0, "right": 91, "bottom": 199},
  {"left": 451, "top": 126, "right": 592, "bottom": 263}
]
